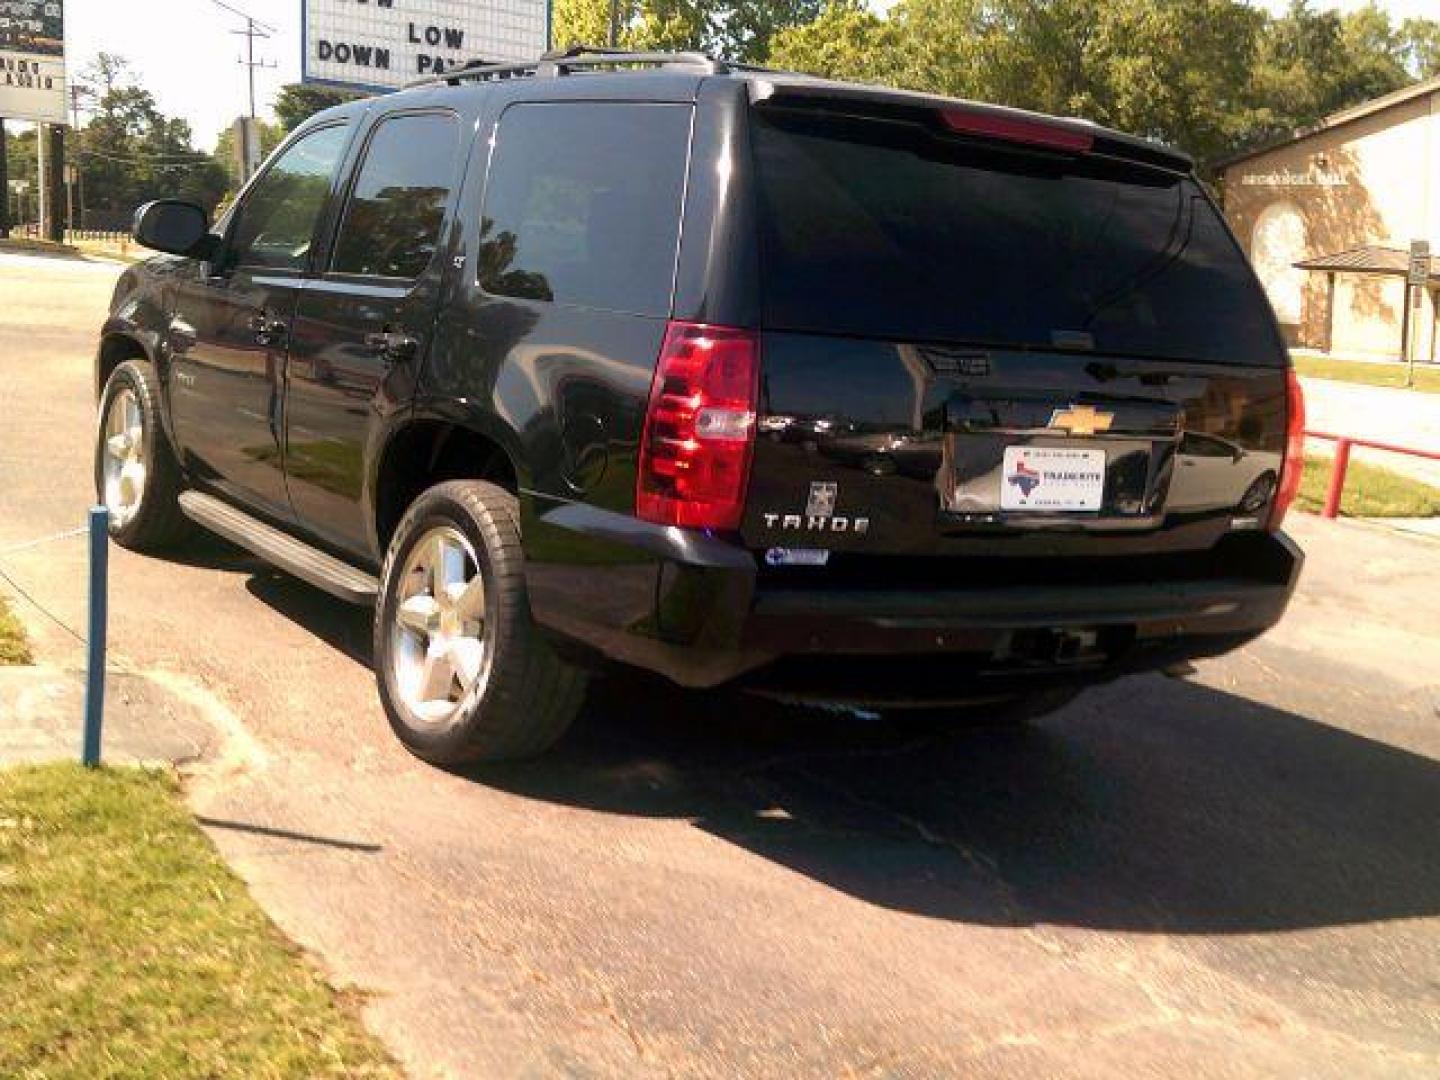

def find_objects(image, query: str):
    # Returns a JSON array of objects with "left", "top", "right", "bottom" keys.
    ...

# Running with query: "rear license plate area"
[
  {"left": 1000, "top": 446, "right": 1106, "bottom": 512},
  {"left": 942, "top": 435, "right": 1159, "bottom": 520}
]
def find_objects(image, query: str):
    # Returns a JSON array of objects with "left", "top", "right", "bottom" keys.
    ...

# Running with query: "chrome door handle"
[
  {"left": 249, "top": 312, "right": 287, "bottom": 346},
  {"left": 168, "top": 316, "right": 197, "bottom": 352}
]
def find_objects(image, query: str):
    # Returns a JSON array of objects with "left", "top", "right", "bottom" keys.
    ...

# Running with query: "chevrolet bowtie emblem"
[{"left": 1048, "top": 405, "right": 1114, "bottom": 436}]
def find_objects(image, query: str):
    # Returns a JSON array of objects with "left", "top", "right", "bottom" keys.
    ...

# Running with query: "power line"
[
  {"left": 77, "top": 145, "right": 213, "bottom": 162},
  {"left": 77, "top": 148, "right": 219, "bottom": 171},
  {"left": 77, "top": 148, "right": 214, "bottom": 165},
  {"left": 210, "top": 0, "right": 276, "bottom": 34},
  {"left": 78, "top": 145, "right": 213, "bottom": 162}
]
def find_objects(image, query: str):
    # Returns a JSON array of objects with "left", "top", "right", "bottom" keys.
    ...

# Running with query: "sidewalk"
[
  {"left": 0, "top": 662, "right": 216, "bottom": 767},
  {"left": 1300, "top": 375, "right": 1440, "bottom": 488},
  {"left": 0, "top": 583, "right": 252, "bottom": 773},
  {"left": 1292, "top": 347, "right": 1413, "bottom": 366}
]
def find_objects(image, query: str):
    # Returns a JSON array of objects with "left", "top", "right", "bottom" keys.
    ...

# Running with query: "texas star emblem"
[{"left": 1007, "top": 457, "right": 1042, "bottom": 498}]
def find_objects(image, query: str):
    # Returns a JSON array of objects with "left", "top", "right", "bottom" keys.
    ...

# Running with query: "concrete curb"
[
  {"left": 0, "top": 660, "right": 268, "bottom": 775},
  {"left": 0, "top": 237, "right": 80, "bottom": 256}
]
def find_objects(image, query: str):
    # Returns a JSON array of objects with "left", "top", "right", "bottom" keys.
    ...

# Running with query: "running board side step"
[{"left": 178, "top": 491, "right": 380, "bottom": 605}]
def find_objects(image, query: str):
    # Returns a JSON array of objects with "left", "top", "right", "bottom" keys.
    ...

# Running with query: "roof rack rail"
[{"left": 405, "top": 45, "right": 729, "bottom": 90}]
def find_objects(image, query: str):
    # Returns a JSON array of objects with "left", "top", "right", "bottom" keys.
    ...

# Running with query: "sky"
[
  {"left": 64, "top": 0, "right": 302, "bottom": 149},
  {"left": 32, "top": 0, "right": 1440, "bottom": 151}
]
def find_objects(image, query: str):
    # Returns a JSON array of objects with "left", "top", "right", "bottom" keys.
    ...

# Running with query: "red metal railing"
[{"left": 1305, "top": 430, "right": 1440, "bottom": 518}]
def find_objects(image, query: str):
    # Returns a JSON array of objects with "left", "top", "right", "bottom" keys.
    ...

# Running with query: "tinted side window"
[
  {"left": 331, "top": 112, "right": 461, "bottom": 279},
  {"left": 227, "top": 124, "right": 349, "bottom": 273},
  {"left": 479, "top": 103, "right": 692, "bottom": 316}
]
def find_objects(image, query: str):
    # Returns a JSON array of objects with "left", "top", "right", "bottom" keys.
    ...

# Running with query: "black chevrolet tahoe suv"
[{"left": 95, "top": 48, "right": 1304, "bottom": 764}]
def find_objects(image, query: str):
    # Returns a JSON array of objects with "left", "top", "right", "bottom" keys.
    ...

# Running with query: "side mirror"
[{"left": 132, "top": 200, "right": 216, "bottom": 258}]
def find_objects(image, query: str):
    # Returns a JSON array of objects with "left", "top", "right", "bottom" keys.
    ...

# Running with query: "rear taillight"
[
  {"left": 636, "top": 322, "right": 760, "bottom": 530},
  {"left": 940, "top": 108, "right": 1094, "bottom": 153},
  {"left": 1270, "top": 368, "right": 1306, "bottom": 530}
]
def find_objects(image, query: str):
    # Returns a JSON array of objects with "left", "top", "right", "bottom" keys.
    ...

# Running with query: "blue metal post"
[{"left": 82, "top": 506, "right": 109, "bottom": 767}]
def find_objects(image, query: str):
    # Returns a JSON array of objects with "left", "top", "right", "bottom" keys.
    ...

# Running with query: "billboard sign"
[
  {"left": 302, "top": 0, "right": 549, "bottom": 92},
  {"left": 0, "top": 0, "right": 66, "bottom": 123}
]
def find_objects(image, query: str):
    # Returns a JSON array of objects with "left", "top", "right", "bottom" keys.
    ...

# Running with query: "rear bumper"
[{"left": 522, "top": 498, "right": 1302, "bottom": 699}]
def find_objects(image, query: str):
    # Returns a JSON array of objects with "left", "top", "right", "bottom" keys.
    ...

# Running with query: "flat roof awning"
[{"left": 1294, "top": 245, "right": 1440, "bottom": 284}]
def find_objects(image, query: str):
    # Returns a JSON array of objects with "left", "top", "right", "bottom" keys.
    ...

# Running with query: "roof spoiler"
[{"left": 746, "top": 78, "right": 1193, "bottom": 175}]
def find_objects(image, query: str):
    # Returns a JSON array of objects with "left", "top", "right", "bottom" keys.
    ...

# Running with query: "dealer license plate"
[{"left": 999, "top": 446, "right": 1106, "bottom": 512}]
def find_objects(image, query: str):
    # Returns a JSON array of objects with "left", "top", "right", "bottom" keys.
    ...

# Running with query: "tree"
[
  {"left": 768, "top": 1, "right": 899, "bottom": 84},
  {"left": 1243, "top": 1, "right": 1431, "bottom": 149},
  {"left": 73, "top": 53, "right": 229, "bottom": 219},
  {"left": 773, "top": 0, "right": 1265, "bottom": 164},
  {"left": 767, "top": 0, "right": 1440, "bottom": 171},
  {"left": 2, "top": 126, "right": 38, "bottom": 223},
  {"left": 552, "top": 0, "right": 821, "bottom": 63},
  {"left": 213, "top": 119, "right": 284, "bottom": 188},
  {"left": 273, "top": 83, "right": 361, "bottom": 133},
  {"left": 1402, "top": 18, "right": 1440, "bottom": 78}
]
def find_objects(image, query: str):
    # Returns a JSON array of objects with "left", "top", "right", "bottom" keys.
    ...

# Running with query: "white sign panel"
[
  {"left": 302, "top": 0, "right": 549, "bottom": 91},
  {"left": 0, "top": 0, "right": 66, "bottom": 124}
]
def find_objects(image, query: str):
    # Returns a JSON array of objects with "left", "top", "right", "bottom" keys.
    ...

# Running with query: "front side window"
[
  {"left": 331, "top": 112, "right": 461, "bottom": 280},
  {"left": 226, "top": 124, "right": 349, "bottom": 273},
  {"left": 478, "top": 103, "right": 692, "bottom": 316}
]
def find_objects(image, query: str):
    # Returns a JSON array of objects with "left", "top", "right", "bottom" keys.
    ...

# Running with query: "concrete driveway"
[{"left": 2, "top": 249, "right": 1438, "bottom": 1078}]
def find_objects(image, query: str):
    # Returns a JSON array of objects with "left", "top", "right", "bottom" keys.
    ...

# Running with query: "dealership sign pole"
[{"left": 1, "top": 1, "right": 67, "bottom": 237}]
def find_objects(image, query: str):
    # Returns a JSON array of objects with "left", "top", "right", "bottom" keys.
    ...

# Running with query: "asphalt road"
[{"left": 2, "top": 249, "right": 1438, "bottom": 1078}]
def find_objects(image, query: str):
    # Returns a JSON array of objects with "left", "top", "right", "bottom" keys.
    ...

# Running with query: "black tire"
[
  {"left": 93, "top": 360, "right": 191, "bottom": 551},
  {"left": 885, "top": 686, "right": 1083, "bottom": 736},
  {"left": 374, "top": 480, "right": 588, "bottom": 764}
]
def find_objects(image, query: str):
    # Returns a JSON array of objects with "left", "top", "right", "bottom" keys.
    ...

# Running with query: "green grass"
[
  {"left": 0, "top": 597, "right": 30, "bottom": 665},
  {"left": 1293, "top": 355, "right": 1440, "bottom": 393},
  {"left": 1297, "top": 453, "right": 1440, "bottom": 518},
  {"left": 0, "top": 763, "right": 398, "bottom": 1078}
]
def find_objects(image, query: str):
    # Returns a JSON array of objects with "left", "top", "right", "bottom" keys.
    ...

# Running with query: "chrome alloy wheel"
[
  {"left": 389, "top": 526, "right": 491, "bottom": 728},
  {"left": 101, "top": 387, "right": 146, "bottom": 528}
]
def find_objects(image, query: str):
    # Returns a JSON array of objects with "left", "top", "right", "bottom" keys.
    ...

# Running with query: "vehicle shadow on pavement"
[
  {"left": 244, "top": 573, "right": 374, "bottom": 667},
  {"left": 160, "top": 533, "right": 377, "bottom": 667},
  {"left": 157, "top": 531, "right": 267, "bottom": 575},
  {"left": 210, "top": 564, "right": 1440, "bottom": 935},
  {"left": 468, "top": 675, "right": 1440, "bottom": 934}
]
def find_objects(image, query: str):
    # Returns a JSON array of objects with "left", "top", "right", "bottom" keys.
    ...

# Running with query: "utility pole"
[
  {"left": 68, "top": 82, "right": 93, "bottom": 230},
  {"left": 213, "top": 0, "right": 277, "bottom": 120},
  {"left": 233, "top": 18, "right": 276, "bottom": 120}
]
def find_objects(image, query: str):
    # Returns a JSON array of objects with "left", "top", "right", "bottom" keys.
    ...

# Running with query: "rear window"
[{"left": 750, "top": 109, "right": 1284, "bottom": 365}]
